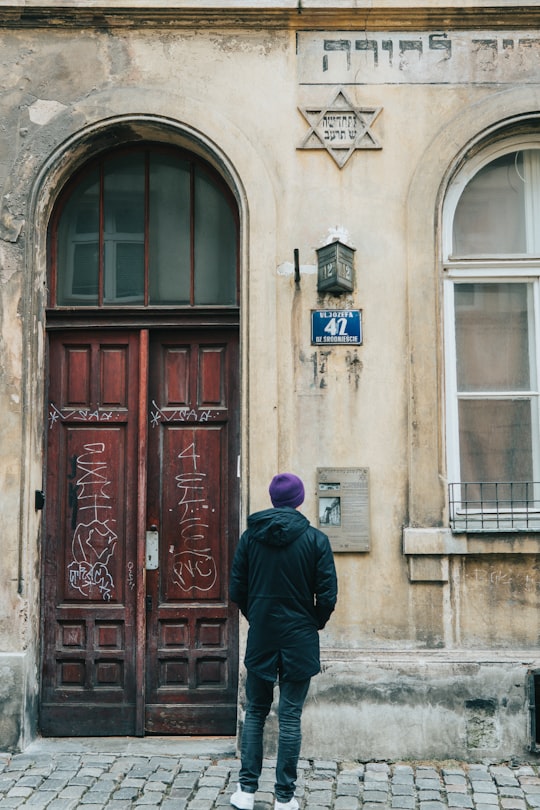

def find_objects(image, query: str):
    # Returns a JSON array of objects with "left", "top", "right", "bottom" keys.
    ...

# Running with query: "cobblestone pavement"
[{"left": 1, "top": 738, "right": 540, "bottom": 810}]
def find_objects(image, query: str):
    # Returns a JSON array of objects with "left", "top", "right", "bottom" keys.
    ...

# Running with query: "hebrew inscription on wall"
[
  {"left": 298, "top": 31, "right": 540, "bottom": 84},
  {"left": 298, "top": 86, "right": 381, "bottom": 167}
]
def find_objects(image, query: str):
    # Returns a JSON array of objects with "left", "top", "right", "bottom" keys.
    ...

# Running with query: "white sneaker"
[
  {"left": 230, "top": 783, "right": 255, "bottom": 810},
  {"left": 275, "top": 798, "right": 299, "bottom": 810}
]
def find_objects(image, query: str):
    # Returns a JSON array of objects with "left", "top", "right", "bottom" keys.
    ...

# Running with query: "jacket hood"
[{"left": 247, "top": 507, "right": 309, "bottom": 547}]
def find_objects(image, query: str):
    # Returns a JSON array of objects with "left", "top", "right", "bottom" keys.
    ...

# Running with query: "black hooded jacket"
[{"left": 229, "top": 507, "right": 338, "bottom": 682}]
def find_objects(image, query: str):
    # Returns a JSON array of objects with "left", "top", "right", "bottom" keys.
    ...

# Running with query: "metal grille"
[{"left": 448, "top": 482, "right": 540, "bottom": 532}]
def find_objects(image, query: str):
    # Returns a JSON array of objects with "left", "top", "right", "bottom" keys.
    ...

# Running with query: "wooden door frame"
[{"left": 135, "top": 328, "right": 149, "bottom": 735}]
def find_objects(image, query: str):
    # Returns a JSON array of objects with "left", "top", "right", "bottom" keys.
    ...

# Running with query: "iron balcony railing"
[{"left": 449, "top": 481, "right": 540, "bottom": 532}]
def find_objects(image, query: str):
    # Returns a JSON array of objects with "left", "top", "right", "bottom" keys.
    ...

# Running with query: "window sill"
[
  {"left": 403, "top": 527, "right": 540, "bottom": 556},
  {"left": 403, "top": 527, "right": 540, "bottom": 582}
]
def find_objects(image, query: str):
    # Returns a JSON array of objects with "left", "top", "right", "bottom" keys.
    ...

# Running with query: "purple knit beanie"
[{"left": 269, "top": 473, "right": 305, "bottom": 509}]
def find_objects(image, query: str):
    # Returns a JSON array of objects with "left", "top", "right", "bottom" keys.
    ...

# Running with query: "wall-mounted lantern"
[{"left": 316, "top": 239, "right": 355, "bottom": 294}]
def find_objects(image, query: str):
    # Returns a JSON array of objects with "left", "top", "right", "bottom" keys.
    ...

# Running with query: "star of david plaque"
[{"left": 298, "top": 86, "right": 382, "bottom": 168}]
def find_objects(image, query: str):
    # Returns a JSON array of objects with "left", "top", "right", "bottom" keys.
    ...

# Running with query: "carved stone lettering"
[
  {"left": 298, "top": 31, "right": 540, "bottom": 84},
  {"left": 298, "top": 86, "right": 382, "bottom": 168}
]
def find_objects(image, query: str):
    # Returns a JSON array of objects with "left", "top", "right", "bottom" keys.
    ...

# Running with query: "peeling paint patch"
[
  {"left": 277, "top": 261, "right": 316, "bottom": 276},
  {"left": 310, "top": 351, "right": 318, "bottom": 387},
  {"left": 465, "top": 698, "right": 500, "bottom": 749},
  {"left": 0, "top": 243, "right": 19, "bottom": 281},
  {"left": 28, "top": 98, "right": 67, "bottom": 126},
  {"left": 0, "top": 665, "right": 15, "bottom": 701},
  {"left": 318, "top": 349, "right": 331, "bottom": 388},
  {"left": 299, "top": 349, "right": 332, "bottom": 390},
  {"left": 0, "top": 200, "right": 24, "bottom": 243},
  {"left": 210, "top": 32, "right": 287, "bottom": 57},
  {"left": 320, "top": 225, "right": 354, "bottom": 247},
  {"left": 346, "top": 349, "right": 363, "bottom": 390}
]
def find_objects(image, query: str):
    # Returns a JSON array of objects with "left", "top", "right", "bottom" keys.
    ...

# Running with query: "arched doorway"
[{"left": 41, "top": 143, "right": 240, "bottom": 736}]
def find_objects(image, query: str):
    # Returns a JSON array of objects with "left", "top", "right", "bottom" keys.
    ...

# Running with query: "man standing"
[{"left": 229, "top": 473, "right": 338, "bottom": 810}]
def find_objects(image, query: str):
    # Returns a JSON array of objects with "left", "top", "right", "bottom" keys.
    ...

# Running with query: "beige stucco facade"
[{"left": 2, "top": 0, "right": 540, "bottom": 760}]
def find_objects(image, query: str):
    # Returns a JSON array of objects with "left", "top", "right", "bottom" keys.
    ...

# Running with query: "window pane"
[
  {"left": 455, "top": 283, "right": 531, "bottom": 391},
  {"left": 54, "top": 149, "right": 239, "bottom": 308},
  {"left": 103, "top": 155, "right": 145, "bottom": 304},
  {"left": 116, "top": 244, "right": 144, "bottom": 298},
  {"left": 148, "top": 154, "right": 191, "bottom": 304},
  {"left": 71, "top": 244, "right": 99, "bottom": 297},
  {"left": 459, "top": 399, "right": 533, "bottom": 483},
  {"left": 453, "top": 152, "right": 526, "bottom": 255},
  {"left": 56, "top": 170, "right": 100, "bottom": 305},
  {"left": 194, "top": 167, "right": 237, "bottom": 305}
]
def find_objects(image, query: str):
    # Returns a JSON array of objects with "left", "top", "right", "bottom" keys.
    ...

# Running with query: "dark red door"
[
  {"left": 41, "top": 328, "right": 239, "bottom": 736},
  {"left": 144, "top": 331, "right": 239, "bottom": 734}
]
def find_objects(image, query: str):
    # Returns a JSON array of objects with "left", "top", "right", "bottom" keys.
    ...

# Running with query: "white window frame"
[{"left": 444, "top": 137, "right": 540, "bottom": 532}]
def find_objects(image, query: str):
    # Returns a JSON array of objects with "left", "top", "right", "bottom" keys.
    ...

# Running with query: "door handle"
[{"left": 145, "top": 526, "right": 159, "bottom": 570}]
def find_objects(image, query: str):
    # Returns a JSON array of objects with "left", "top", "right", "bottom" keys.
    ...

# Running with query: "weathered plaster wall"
[
  {"left": 303, "top": 655, "right": 529, "bottom": 761},
  {"left": 0, "top": 14, "right": 539, "bottom": 757}
]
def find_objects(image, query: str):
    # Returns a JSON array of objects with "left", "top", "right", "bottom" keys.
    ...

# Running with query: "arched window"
[
  {"left": 49, "top": 146, "right": 239, "bottom": 307},
  {"left": 444, "top": 141, "right": 540, "bottom": 531}
]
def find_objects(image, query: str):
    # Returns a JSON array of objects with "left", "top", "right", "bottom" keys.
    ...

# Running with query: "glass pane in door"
[
  {"left": 57, "top": 169, "right": 100, "bottom": 305},
  {"left": 103, "top": 155, "right": 145, "bottom": 303},
  {"left": 194, "top": 167, "right": 237, "bottom": 305},
  {"left": 149, "top": 154, "right": 191, "bottom": 304}
]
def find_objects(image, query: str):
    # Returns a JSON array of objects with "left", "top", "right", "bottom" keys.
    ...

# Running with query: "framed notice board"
[{"left": 317, "top": 467, "right": 370, "bottom": 552}]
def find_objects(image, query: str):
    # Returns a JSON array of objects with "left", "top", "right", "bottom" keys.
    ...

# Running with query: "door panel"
[
  {"left": 42, "top": 327, "right": 239, "bottom": 736},
  {"left": 145, "top": 332, "right": 239, "bottom": 734},
  {"left": 41, "top": 331, "right": 140, "bottom": 735}
]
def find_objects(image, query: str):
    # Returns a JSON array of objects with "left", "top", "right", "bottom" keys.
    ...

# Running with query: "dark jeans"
[{"left": 239, "top": 670, "right": 311, "bottom": 802}]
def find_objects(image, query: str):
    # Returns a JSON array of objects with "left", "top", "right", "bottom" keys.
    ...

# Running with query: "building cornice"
[{"left": 0, "top": 3, "right": 539, "bottom": 31}]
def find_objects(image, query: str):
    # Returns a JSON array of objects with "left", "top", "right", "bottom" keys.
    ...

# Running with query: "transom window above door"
[
  {"left": 444, "top": 142, "right": 540, "bottom": 532},
  {"left": 50, "top": 147, "right": 239, "bottom": 307}
]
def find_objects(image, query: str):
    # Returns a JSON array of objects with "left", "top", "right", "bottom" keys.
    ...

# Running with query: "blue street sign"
[{"left": 311, "top": 310, "right": 362, "bottom": 345}]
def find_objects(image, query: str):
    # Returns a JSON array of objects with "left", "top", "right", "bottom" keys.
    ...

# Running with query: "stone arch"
[
  {"left": 15, "top": 83, "right": 279, "bottom": 475},
  {"left": 10, "top": 90, "right": 279, "bottom": 745}
]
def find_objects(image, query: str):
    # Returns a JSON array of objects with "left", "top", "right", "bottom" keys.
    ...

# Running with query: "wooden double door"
[{"left": 41, "top": 327, "right": 239, "bottom": 736}]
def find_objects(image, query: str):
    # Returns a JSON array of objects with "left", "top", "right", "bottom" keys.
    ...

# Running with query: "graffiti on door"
[
  {"left": 170, "top": 441, "right": 218, "bottom": 593},
  {"left": 49, "top": 403, "right": 119, "bottom": 427},
  {"left": 149, "top": 400, "right": 216, "bottom": 427},
  {"left": 67, "top": 442, "right": 118, "bottom": 602}
]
